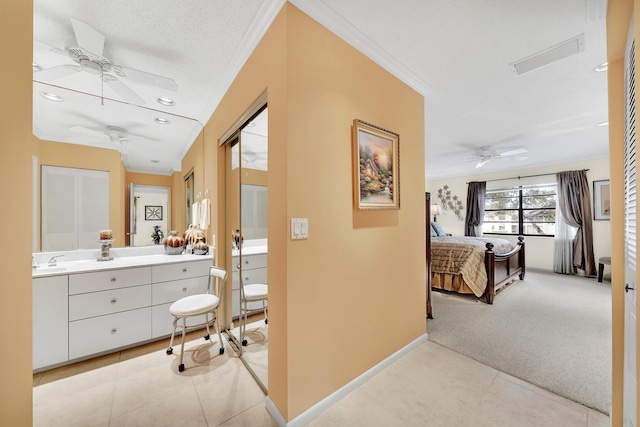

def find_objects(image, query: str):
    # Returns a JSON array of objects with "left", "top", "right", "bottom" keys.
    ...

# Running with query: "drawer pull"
[
  {"left": 236, "top": 264, "right": 241, "bottom": 270},
  {"left": 110, "top": 278, "right": 116, "bottom": 282},
  {"left": 245, "top": 260, "right": 249, "bottom": 264},
  {"left": 111, "top": 329, "right": 117, "bottom": 334},
  {"left": 182, "top": 287, "right": 187, "bottom": 292},
  {"left": 182, "top": 268, "right": 187, "bottom": 272},
  {"left": 111, "top": 299, "right": 117, "bottom": 304}
]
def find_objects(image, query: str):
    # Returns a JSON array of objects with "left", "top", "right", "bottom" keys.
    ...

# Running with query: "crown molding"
[{"left": 290, "top": 0, "right": 433, "bottom": 96}]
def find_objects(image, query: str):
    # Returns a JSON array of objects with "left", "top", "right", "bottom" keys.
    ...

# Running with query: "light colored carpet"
[{"left": 427, "top": 269, "right": 612, "bottom": 414}]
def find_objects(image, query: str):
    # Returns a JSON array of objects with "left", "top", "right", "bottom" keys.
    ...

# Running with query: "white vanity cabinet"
[
  {"left": 68, "top": 267, "right": 152, "bottom": 360},
  {"left": 232, "top": 253, "right": 267, "bottom": 318},
  {"left": 33, "top": 275, "right": 69, "bottom": 370},
  {"left": 32, "top": 254, "right": 214, "bottom": 371},
  {"left": 150, "top": 259, "right": 212, "bottom": 337}
]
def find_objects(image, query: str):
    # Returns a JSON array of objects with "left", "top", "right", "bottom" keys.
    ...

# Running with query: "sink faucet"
[{"left": 48, "top": 255, "right": 64, "bottom": 267}]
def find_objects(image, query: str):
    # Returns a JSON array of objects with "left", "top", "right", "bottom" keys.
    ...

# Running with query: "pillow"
[
  {"left": 430, "top": 224, "right": 437, "bottom": 237},
  {"left": 431, "top": 221, "right": 447, "bottom": 237}
]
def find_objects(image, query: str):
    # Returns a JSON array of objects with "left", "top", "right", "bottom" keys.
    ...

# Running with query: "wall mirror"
[{"left": 224, "top": 104, "right": 268, "bottom": 392}]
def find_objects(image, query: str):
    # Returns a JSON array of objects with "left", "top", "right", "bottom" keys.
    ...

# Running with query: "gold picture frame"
[{"left": 352, "top": 119, "right": 399, "bottom": 210}]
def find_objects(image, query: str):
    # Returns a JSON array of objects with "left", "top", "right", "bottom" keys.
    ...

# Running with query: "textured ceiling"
[{"left": 33, "top": 0, "right": 609, "bottom": 179}]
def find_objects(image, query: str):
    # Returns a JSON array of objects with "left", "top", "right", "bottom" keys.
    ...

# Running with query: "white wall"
[{"left": 426, "top": 157, "right": 611, "bottom": 271}]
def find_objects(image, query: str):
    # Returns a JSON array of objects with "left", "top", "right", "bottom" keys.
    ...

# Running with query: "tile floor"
[{"left": 33, "top": 333, "right": 609, "bottom": 426}]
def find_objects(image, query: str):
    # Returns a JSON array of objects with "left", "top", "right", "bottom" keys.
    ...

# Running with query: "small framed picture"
[
  {"left": 593, "top": 180, "right": 610, "bottom": 221},
  {"left": 145, "top": 205, "right": 163, "bottom": 221},
  {"left": 352, "top": 119, "right": 400, "bottom": 210}
]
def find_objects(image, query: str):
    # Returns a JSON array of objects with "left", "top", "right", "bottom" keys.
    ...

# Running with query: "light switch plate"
[{"left": 291, "top": 218, "right": 308, "bottom": 240}]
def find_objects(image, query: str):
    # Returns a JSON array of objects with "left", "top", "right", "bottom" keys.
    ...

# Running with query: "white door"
[
  {"left": 129, "top": 184, "right": 170, "bottom": 247},
  {"left": 623, "top": 17, "right": 637, "bottom": 427}
]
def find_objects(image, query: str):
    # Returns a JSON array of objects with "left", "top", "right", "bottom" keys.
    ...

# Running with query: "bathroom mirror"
[{"left": 224, "top": 105, "right": 268, "bottom": 392}]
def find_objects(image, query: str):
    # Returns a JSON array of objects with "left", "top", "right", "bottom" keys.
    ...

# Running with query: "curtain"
[
  {"left": 465, "top": 181, "right": 486, "bottom": 236},
  {"left": 553, "top": 199, "right": 577, "bottom": 274},
  {"left": 556, "top": 170, "right": 597, "bottom": 276}
]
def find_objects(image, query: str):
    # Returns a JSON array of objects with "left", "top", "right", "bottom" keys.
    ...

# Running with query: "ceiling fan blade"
[
  {"left": 103, "top": 75, "right": 145, "bottom": 105},
  {"left": 34, "top": 64, "right": 81, "bottom": 81},
  {"left": 70, "top": 126, "right": 108, "bottom": 139},
  {"left": 119, "top": 66, "right": 178, "bottom": 91},
  {"left": 70, "top": 17, "right": 105, "bottom": 57},
  {"left": 498, "top": 148, "right": 528, "bottom": 157},
  {"left": 34, "top": 39, "right": 68, "bottom": 57},
  {"left": 476, "top": 160, "right": 489, "bottom": 168}
]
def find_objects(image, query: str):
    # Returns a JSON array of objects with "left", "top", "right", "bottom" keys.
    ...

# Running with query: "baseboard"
[{"left": 265, "top": 333, "right": 429, "bottom": 426}]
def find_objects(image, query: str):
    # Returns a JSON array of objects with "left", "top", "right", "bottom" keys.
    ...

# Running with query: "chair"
[
  {"left": 598, "top": 256, "right": 611, "bottom": 283},
  {"left": 166, "top": 266, "right": 226, "bottom": 372},
  {"left": 240, "top": 281, "right": 268, "bottom": 346}
]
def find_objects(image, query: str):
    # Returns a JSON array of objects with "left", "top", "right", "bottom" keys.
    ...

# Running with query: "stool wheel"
[
  {"left": 178, "top": 363, "right": 185, "bottom": 372},
  {"left": 242, "top": 339, "right": 248, "bottom": 346},
  {"left": 204, "top": 333, "right": 210, "bottom": 340},
  {"left": 219, "top": 347, "right": 224, "bottom": 355},
  {"left": 166, "top": 347, "right": 173, "bottom": 355},
  {"left": 265, "top": 319, "right": 268, "bottom": 325}
]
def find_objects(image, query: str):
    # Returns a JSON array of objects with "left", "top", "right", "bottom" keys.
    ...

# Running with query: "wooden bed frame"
[{"left": 483, "top": 236, "right": 526, "bottom": 304}]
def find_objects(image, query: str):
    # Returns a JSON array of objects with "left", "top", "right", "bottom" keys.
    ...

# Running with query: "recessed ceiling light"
[
  {"left": 597, "top": 121, "right": 609, "bottom": 127},
  {"left": 156, "top": 97, "right": 175, "bottom": 106},
  {"left": 594, "top": 62, "right": 608, "bottom": 72},
  {"left": 154, "top": 117, "right": 170, "bottom": 125},
  {"left": 33, "top": 63, "right": 42, "bottom": 72},
  {"left": 40, "top": 92, "right": 64, "bottom": 102}
]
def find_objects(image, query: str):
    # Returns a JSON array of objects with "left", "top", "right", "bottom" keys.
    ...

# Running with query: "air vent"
[{"left": 510, "top": 34, "right": 585, "bottom": 76}]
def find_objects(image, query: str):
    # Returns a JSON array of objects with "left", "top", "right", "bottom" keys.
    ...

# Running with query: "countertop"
[{"left": 32, "top": 252, "right": 213, "bottom": 278}]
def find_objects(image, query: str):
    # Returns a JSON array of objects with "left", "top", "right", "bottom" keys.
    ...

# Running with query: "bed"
[{"left": 430, "top": 229, "right": 525, "bottom": 304}]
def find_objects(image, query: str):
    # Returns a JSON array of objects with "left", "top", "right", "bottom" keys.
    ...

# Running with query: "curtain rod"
[{"left": 467, "top": 169, "right": 589, "bottom": 184}]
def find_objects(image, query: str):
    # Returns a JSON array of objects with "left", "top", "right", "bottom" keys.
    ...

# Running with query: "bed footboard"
[{"left": 483, "top": 236, "right": 525, "bottom": 304}]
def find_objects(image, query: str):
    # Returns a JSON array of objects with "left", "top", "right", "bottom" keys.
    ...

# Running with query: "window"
[{"left": 483, "top": 184, "right": 556, "bottom": 237}]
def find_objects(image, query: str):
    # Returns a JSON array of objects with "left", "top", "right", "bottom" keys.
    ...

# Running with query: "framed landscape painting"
[{"left": 352, "top": 119, "right": 399, "bottom": 210}]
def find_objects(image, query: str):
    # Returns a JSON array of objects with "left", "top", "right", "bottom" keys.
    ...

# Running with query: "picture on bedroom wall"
[
  {"left": 593, "top": 180, "right": 610, "bottom": 221},
  {"left": 352, "top": 119, "right": 400, "bottom": 210}
]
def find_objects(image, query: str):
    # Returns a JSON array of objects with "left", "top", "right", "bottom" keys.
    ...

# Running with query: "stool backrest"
[{"left": 208, "top": 266, "right": 227, "bottom": 295}]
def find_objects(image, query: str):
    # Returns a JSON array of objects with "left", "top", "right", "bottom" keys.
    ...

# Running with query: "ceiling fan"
[
  {"left": 69, "top": 124, "right": 160, "bottom": 153},
  {"left": 33, "top": 17, "right": 178, "bottom": 105},
  {"left": 474, "top": 147, "right": 528, "bottom": 168}
]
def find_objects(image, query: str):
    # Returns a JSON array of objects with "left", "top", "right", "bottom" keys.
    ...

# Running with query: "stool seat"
[
  {"left": 598, "top": 257, "right": 611, "bottom": 283},
  {"left": 169, "top": 294, "right": 219, "bottom": 317},
  {"left": 243, "top": 284, "right": 268, "bottom": 302}
]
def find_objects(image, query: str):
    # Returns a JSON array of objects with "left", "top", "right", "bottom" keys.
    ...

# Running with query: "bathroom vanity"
[{"left": 32, "top": 246, "right": 213, "bottom": 371}]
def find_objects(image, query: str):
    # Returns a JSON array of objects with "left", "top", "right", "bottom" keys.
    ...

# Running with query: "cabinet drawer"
[
  {"left": 69, "top": 267, "right": 151, "bottom": 295},
  {"left": 232, "top": 267, "right": 267, "bottom": 290},
  {"left": 152, "top": 260, "right": 212, "bottom": 283},
  {"left": 232, "top": 254, "right": 267, "bottom": 272},
  {"left": 69, "top": 307, "right": 152, "bottom": 360},
  {"left": 69, "top": 284, "right": 151, "bottom": 321},
  {"left": 152, "top": 276, "right": 209, "bottom": 305}
]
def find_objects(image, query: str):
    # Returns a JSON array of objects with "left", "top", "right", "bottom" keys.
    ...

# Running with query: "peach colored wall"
[
  {"left": 36, "top": 140, "right": 126, "bottom": 248},
  {"left": 284, "top": 6, "right": 425, "bottom": 418},
  {"left": 607, "top": 0, "right": 633, "bottom": 425},
  {"left": 202, "top": 4, "right": 426, "bottom": 420},
  {"left": 1, "top": 1, "right": 33, "bottom": 425},
  {"left": 175, "top": 130, "right": 205, "bottom": 237}
]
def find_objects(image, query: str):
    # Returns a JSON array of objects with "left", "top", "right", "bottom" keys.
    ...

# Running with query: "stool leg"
[
  {"left": 166, "top": 317, "right": 178, "bottom": 355},
  {"left": 204, "top": 313, "right": 211, "bottom": 340},
  {"left": 215, "top": 310, "right": 224, "bottom": 355},
  {"left": 178, "top": 317, "right": 186, "bottom": 372},
  {"left": 598, "top": 263, "right": 604, "bottom": 283}
]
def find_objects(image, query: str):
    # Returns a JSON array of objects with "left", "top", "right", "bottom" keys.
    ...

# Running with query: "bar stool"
[{"left": 166, "top": 266, "right": 226, "bottom": 372}]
